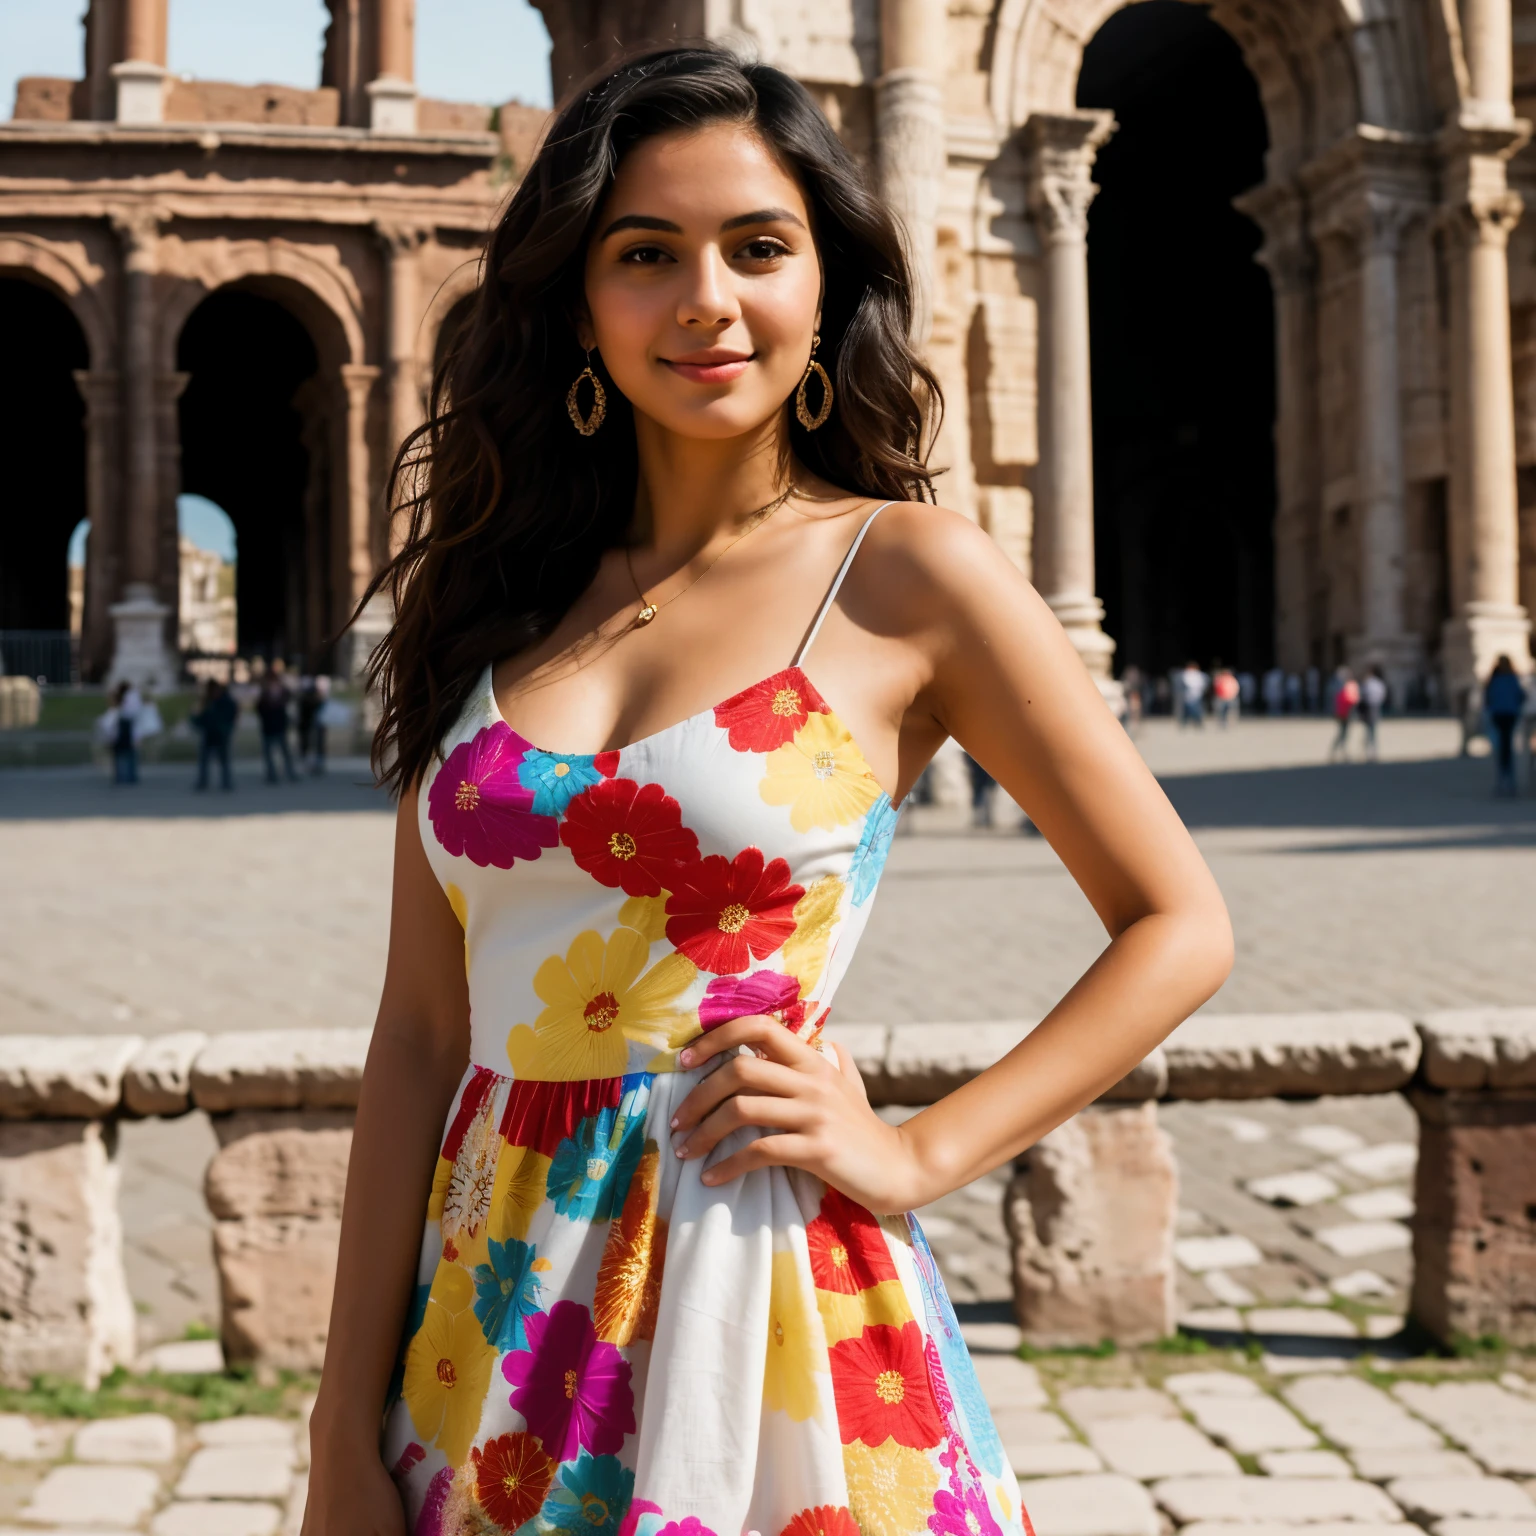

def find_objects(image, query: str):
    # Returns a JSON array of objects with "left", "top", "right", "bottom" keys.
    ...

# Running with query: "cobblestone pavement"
[
  {"left": 0, "top": 1352, "right": 1530, "bottom": 1535},
  {"left": 2, "top": 718, "right": 1532, "bottom": 1361}
]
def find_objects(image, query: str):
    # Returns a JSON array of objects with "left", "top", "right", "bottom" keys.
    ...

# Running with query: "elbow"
[{"left": 1187, "top": 894, "right": 1235, "bottom": 1003}]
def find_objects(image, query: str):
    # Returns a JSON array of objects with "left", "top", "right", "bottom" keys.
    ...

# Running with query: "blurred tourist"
[
  {"left": 297, "top": 675, "right": 322, "bottom": 773},
  {"left": 1305, "top": 665, "right": 1321, "bottom": 713},
  {"left": 1212, "top": 662, "right": 1240, "bottom": 728},
  {"left": 191, "top": 678, "right": 238, "bottom": 792},
  {"left": 1262, "top": 666, "right": 1284, "bottom": 715},
  {"left": 1120, "top": 664, "right": 1145, "bottom": 735},
  {"left": 966, "top": 751, "right": 995, "bottom": 828},
  {"left": 107, "top": 681, "right": 141, "bottom": 784},
  {"left": 1285, "top": 671, "right": 1303, "bottom": 713},
  {"left": 1359, "top": 665, "right": 1388, "bottom": 761},
  {"left": 1484, "top": 654, "right": 1527, "bottom": 797},
  {"left": 1329, "top": 668, "right": 1360, "bottom": 760},
  {"left": 1177, "top": 660, "right": 1209, "bottom": 728},
  {"left": 256, "top": 660, "right": 299, "bottom": 784}
]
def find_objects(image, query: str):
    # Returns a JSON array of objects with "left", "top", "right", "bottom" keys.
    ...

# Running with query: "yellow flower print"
[
  {"left": 759, "top": 712, "right": 881, "bottom": 833},
  {"left": 783, "top": 875, "right": 844, "bottom": 995},
  {"left": 401, "top": 1297, "right": 495, "bottom": 1466},
  {"left": 445, "top": 882, "right": 470, "bottom": 977},
  {"left": 618, "top": 892, "right": 670, "bottom": 943},
  {"left": 486, "top": 1143, "right": 552, "bottom": 1245},
  {"left": 763, "top": 1248, "right": 826, "bottom": 1423},
  {"left": 506, "top": 927, "right": 697, "bottom": 1081},
  {"left": 814, "top": 1276, "right": 913, "bottom": 1347},
  {"left": 843, "top": 1437, "right": 940, "bottom": 1536},
  {"left": 427, "top": 1258, "right": 475, "bottom": 1315}
]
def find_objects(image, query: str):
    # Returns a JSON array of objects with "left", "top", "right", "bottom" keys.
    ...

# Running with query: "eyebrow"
[{"left": 597, "top": 206, "right": 807, "bottom": 240}]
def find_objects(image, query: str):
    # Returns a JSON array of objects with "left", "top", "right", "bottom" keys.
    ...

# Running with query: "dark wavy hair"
[{"left": 361, "top": 42, "right": 942, "bottom": 792}]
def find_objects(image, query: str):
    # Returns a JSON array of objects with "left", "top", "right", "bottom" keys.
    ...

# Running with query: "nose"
[{"left": 676, "top": 245, "right": 740, "bottom": 329}]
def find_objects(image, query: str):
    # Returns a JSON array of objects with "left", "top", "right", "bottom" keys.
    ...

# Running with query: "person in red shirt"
[{"left": 1329, "top": 668, "right": 1361, "bottom": 761}]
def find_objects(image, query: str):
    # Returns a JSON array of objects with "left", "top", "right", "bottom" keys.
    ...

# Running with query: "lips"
[{"left": 663, "top": 353, "right": 753, "bottom": 385}]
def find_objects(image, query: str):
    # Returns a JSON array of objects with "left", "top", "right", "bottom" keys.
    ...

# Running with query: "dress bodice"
[{"left": 416, "top": 508, "right": 903, "bottom": 1080}]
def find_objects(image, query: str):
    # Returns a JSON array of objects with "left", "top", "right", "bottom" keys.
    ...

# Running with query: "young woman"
[{"left": 303, "top": 45, "right": 1232, "bottom": 1536}]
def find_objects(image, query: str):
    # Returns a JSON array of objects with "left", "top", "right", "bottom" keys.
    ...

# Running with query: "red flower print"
[
  {"left": 502, "top": 1300, "right": 635, "bottom": 1462},
  {"left": 665, "top": 848, "right": 804, "bottom": 975},
  {"left": 594, "top": 750, "right": 621, "bottom": 779},
  {"left": 806, "top": 1187, "right": 898, "bottom": 1293},
  {"left": 471, "top": 1431, "right": 555, "bottom": 1530},
  {"left": 780, "top": 1507, "right": 861, "bottom": 1536},
  {"left": 428, "top": 722, "right": 559, "bottom": 869},
  {"left": 714, "top": 667, "right": 829, "bottom": 753},
  {"left": 562, "top": 778, "right": 700, "bottom": 897},
  {"left": 498, "top": 1076, "right": 622, "bottom": 1159},
  {"left": 830, "top": 1320, "right": 945, "bottom": 1449},
  {"left": 698, "top": 970, "right": 802, "bottom": 1030}
]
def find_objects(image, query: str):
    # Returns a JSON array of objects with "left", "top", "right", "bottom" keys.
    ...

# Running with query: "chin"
[{"left": 648, "top": 401, "right": 781, "bottom": 440}]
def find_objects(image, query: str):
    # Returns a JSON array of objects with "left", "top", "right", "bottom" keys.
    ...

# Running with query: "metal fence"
[{"left": 0, "top": 630, "right": 76, "bottom": 684}]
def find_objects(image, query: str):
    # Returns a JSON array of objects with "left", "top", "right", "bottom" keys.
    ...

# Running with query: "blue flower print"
[
  {"left": 518, "top": 749, "right": 608, "bottom": 818},
  {"left": 849, "top": 792, "right": 901, "bottom": 906},
  {"left": 546, "top": 1084, "right": 648, "bottom": 1222},
  {"left": 471, "top": 1236, "right": 545, "bottom": 1351},
  {"left": 538, "top": 1451, "right": 634, "bottom": 1536}
]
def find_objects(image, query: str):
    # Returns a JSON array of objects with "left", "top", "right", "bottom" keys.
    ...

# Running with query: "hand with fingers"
[{"left": 669, "top": 1014, "right": 925, "bottom": 1215}]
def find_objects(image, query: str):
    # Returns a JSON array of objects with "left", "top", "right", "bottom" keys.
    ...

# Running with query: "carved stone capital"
[
  {"left": 1439, "top": 187, "right": 1525, "bottom": 250},
  {"left": 1237, "top": 182, "right": 1314, "bottom": 293},
  {"left": 72, "top": 370, "right": 121, "bottom": 416},
  {"left": 374, "top": 220, "right": 430, "bottom": 257},
  {"left": 340, "top": 363, "right": 382, "bottom": 406},
  {"left": 109, "top": 207, "right": 162, "bottom": 268},
  {"left": 1023, "top": 111, "right": 1115, "bottom": 243}
]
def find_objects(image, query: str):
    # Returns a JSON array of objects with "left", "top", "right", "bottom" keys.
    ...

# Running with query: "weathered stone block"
[
  {"left": 1005, "top": 1102, "right": 1177, "bottom": 1347},
  {"left": 1417, "top": 1010, "right": 1536, "bottom": 1090},
  {"left": 1015, "top": 1474, "right": 1160, "bottom": 1536},
  {"left": 124, "top": 1032, "right": 208, "bottom": 1117},
  {"left": 1012, "top": 1443, "right": 1106, "bottom": 1477},
  {"left": 191, "top": 1031, "right": 369, "bottom": 1113},
  {"left": 1391, "top": 1380, "right": 1536, "bottom": 1477},
  {"left": 23, "top": 1463, "right": 162, "bottom": 1527},
  {"left": 1085, "top": 1417, "right": 1239, "bottom": 1479},
  {"left": 1408, "top": 1088, "right": 1536, "bottom": 1348},
  {"left": 1258, "top": 1451, "right": 1353, "bottom": 1478},
  {"left": 175, "top": 1444, "right": 295, "bottom": 1500},
  {"left": 1163, "top": 1013, "right": 1420, "bottom": 1098},
  {"left": 152, "top": 1503, "right": 282, "bottom": 1536},
  {"left": 1385, "top": 1477, "right": 1536, "bottom": 1523},
  {"left": 971, "top": 1355, "right": 1047, "bottom": 1410},
  {"left": 207, "top": 1112, "right": 351, "bottom": 1370},
  {"left": 883, "top": 1021, "right": 1034, "bottom": 1103},
  {"left": 1059, "top": 1387, "right": 1179, "bottom": 1423},
  {"left": 73, "top": 1413, "right": 177, "bottom": 1463},
  {"left": 0, "top": 1120, "right": 135, "bottom": 1388},
  {"left": 1150, "top": 1476, "right": 1403, "bottom": 1525},
  {"left": 0, "top": 1035, "right": 142, "bottom": 1118},
  {"left": 1282, "top": 1376, "right": 1440, "bottom": 1453},
  {"left": 1181, "top": 1391, "right": 1319, "bottom": 1454}
]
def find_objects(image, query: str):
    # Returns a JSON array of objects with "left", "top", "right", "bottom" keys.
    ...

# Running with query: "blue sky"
[
  {"left": 69, "top": 496, "right": 238, "bottom": 565},
  {"left": 2, "top": 0, "right": 552, "bottom": 118}
]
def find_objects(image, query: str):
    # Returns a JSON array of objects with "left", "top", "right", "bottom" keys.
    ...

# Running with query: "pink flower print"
[
  {"left": 428, "top": 721, "right": 559, "bottom": 869},
  {"left": 656, "top": 1522, "right": 719, "bottom": 1536},
  {"left": 929, "top": 1483, "right": 1003, "bottom": 1536},
  {"left": 698, "top": 970, "right": 802, "bottom": 1031},
  {"left": 414, "top": 1465, "right": 452, "bottom": 1536},
  {"left": 617, "top": 1499, "right": 662, "bottom": 1536},
  {"left": 502, "top": 1299, "right": 635, "bottom": 1462}
]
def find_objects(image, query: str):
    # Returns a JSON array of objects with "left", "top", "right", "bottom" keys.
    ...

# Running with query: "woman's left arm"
[{"left": 669, "top": 508, "right": 1233, "bottom": 1213}]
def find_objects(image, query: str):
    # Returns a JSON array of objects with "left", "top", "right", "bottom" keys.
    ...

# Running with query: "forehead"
[{"left": 601, "top": 122, "right": 810, "bottom": 225}]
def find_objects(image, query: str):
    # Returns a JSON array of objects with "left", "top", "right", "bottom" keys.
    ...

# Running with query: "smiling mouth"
[{"left": 662, "top": 353, "right": 755, "bottom": 383}]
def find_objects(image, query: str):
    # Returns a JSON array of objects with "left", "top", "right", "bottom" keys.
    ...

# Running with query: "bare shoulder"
[{"left": 849, "top": 498, "right": 1037, "bottom": 622}]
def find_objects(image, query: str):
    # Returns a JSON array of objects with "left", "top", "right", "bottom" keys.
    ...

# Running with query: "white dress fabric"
[{"left": 382, "top": 508, "right": 1030, "bottom": 1536}]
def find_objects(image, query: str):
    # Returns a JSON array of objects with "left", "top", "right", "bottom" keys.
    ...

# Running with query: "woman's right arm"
[{"left": 303, "top": 785, "right": 470, "bottom": 1535}]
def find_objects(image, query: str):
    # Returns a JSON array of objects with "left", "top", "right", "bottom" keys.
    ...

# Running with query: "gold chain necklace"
[{"left": 624, "top": 486, "right": 795, "bottom": 629}]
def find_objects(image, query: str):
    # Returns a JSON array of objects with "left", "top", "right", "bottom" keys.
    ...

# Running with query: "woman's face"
[{"left": 580, "top": 122, "right": 822, "bottom": 442}]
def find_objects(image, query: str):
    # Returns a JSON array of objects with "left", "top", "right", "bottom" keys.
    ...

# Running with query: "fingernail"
[
  {"left": 679, "top": 1049, "right": 693, "bottom": 1066},
  {"left": 674, "top": 1143, "right": 688, "bottom": 1158},
  {"left": 670, "top": 1115, "right": 679, "bottom": 1128}
]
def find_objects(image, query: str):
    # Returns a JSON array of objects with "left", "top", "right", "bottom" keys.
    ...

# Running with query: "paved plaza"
[{"left": 3, "top": 715, "right": 1534, "bottom": 1344}]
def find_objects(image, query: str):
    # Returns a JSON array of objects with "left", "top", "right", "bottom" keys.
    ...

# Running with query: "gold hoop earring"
[
  {"left": 795, "top": 334, "right": 833, "bottom": 432},
  {"left": 567, "top": 349, "right": 607, "bottom": 436}
]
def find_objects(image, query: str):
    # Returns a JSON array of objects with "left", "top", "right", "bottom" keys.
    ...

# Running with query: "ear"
[{"left": 571, "top": 305, "right": 595, "bottom": 353}]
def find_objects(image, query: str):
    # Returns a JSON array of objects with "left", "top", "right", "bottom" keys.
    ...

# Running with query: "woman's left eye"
[{"left": 739, "top": 239, "right": 789, "bottom": 261}]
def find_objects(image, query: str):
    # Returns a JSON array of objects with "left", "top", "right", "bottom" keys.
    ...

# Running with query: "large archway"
[
  {"left": 1078, "top": 1, "right": 1276, "bottom": 678},
  {"left": 177, "top": 286, "right": 330, "bottom": 665},
  {"left": 0, "top": 277, "right": 88, "bottom": 678}
]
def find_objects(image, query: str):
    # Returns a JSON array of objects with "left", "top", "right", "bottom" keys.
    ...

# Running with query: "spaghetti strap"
[{"left": 791, "top": 500, "right": 894, "bottom": 667}]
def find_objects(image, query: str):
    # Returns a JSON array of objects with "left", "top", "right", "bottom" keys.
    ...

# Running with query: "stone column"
[
  {"left": 155, "top": 371, "right": 190, "bottom": 645},
  {"left": 1352, "top": 193, "right": 1423, "bottom": 694},
  {"left": 367, "top": 0, "right": 417, "bottom": 133},
  {"left": 1439, "top": 126, "right": 1534, "bottom": 699},
  {"left": 338, "top": 363, "right": 388, "bottom": 679},
  {"left": 108, "top": 210, "right": 177, "bottom": 692},
  {"left": 71, "top": 370, "right": 121, "bottom": 681},
  {"left": 111, "top": 0, "right": 168, "bottom": 124},
  {"left": 1025, "top": 111, "right": 1117, "bottom": 679},
  {"left": 876, "top": 0, "right": 947, "bottom": 346},
  {"left": 1244, "top": 185, "right": 1319, "bottom": 675},
  {"left": 378, "top": 223, "right": 428, "bottom": 557},
  {"left": 1462, "top": 0, "right": 1514, "bottom": 126}
]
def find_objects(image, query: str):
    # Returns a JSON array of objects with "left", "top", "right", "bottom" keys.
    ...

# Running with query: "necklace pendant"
[{"left": 635, "top": 603, "right": 658, "bottom": 626}]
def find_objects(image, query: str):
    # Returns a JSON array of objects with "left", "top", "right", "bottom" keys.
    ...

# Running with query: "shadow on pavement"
[
  {"left": 0, "top": 760, "right": 393, "bottom": 821},
  {"left": 1157, "top": 754, "right": 1536, "bottom": 835}
]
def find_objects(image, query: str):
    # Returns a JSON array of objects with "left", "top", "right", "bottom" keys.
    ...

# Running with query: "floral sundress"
[{"left": 383, "top": 507, "right": 1030, "bottom": 1536}]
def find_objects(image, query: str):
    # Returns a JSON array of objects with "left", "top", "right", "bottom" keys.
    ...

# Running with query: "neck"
[{"left": 631, "top": 410, "right": 792, "bottom": 556}]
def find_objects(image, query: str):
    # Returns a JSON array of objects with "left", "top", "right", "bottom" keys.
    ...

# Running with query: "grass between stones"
[{"left": 0, "top": 1366, "right": 319, "bottom": 1422}]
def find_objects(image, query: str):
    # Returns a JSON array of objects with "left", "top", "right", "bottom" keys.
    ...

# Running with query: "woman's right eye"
[{"left": 620, "top": 244, "right": 672, "bottom": 266}]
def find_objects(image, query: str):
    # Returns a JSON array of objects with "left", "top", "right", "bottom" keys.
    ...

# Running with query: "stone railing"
[{"left": 0, "top": 1010, "right": 1530, "bottom": 1384}]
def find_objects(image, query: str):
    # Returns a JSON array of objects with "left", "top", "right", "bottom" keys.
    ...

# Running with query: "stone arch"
[
  {"left": 0, "top": 235, "right": 112, "bottom": 367},
  {"left": 155, "top": 237, "right": 364, "bottom": 376},
  {"left": 986, "top": 0, "right": 1443, "bottom": 177}
]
